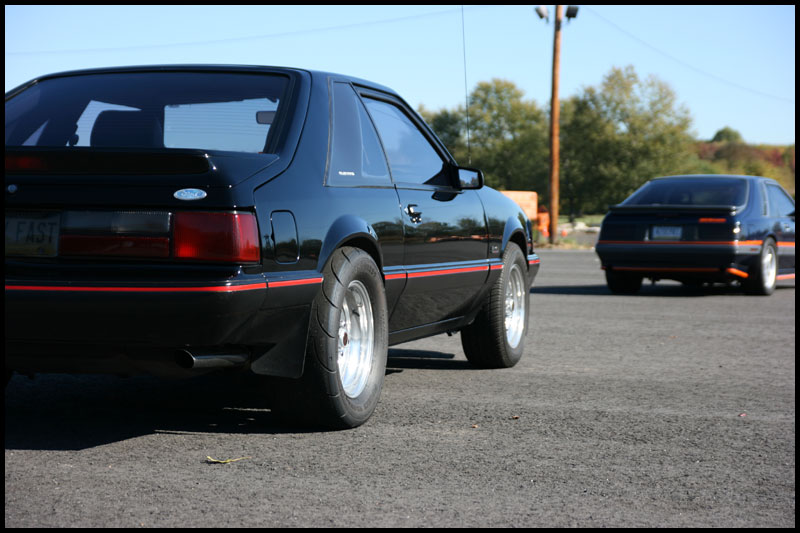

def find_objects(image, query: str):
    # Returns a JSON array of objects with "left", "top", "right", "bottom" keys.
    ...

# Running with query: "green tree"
[
  {"left": 711, "top": 126, "right": 743, "bottom": 143},
  {"left": 560, "top": 66, "right": 695, "bottom": 213},
  {"left": 420, "top": 79, "right": 549, "bottom": 192},
  {"left": 418, "top": 104, "right": 466, "bottom": 159}
]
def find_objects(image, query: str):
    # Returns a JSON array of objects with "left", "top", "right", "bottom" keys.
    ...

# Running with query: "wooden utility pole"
[{"left": 549, "top": 5, "right": 563, "bottom": 245}]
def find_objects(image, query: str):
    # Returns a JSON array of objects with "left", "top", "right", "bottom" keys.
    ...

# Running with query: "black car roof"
[
  {"left": 7, "top": 64, "right": 399, "bottom": 98},
  {"left": 652, "top": 174, "right": 779, "bottom": 185}
]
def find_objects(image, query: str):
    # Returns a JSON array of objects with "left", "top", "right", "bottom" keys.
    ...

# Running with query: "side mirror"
[{"left": 457, "top": 167, "right": 484, "bottom": 190}]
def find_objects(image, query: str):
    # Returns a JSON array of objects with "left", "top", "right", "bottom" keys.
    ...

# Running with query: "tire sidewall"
[
  {"left": 315, "top": 248, "right": 388, "bottom": 426},
  {"left": 757, "top": 238, "right": 778, "bottom": 295},
  {"left": 495, "top": 244, "right": 528, "bottom": 366}
]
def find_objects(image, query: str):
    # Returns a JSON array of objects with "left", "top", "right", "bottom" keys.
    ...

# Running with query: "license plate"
[
  {"left": 651, "top": 225, "right": 682, "bottom": 240},
  {"left": 5, "top": 212, "right": 61, "bottom": 257}
]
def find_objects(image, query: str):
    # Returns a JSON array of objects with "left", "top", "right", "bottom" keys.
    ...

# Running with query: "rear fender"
[{"left": 317, "top": 214, "right": 383, "bottom": 274}]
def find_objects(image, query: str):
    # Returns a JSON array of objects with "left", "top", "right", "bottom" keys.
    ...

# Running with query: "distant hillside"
[{"left": 692, "top": 141, "right": 795, "bottom": 195}]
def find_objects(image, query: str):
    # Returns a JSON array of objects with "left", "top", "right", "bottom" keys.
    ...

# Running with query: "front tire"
[
  {"left": 272, "top": 247, "right": 388, "bottom": 429},
  {"left": 461, "top": 243, "right": 528, "bottom": 369}
]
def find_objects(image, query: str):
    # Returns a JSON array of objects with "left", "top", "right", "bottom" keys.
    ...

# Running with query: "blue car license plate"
[{"left": 651, "top": 225, "right": 682, "bottom": 240}]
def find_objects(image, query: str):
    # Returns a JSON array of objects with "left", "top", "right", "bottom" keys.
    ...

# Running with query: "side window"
[
  {"left": 328, "top": 82, "right": 391, "bottom": 186},
  {"left": 766, "top": 184, "right": 795, "bottom": 217},
  {"left": 363, "top": 97, "right": 449, "bottom": 187}
]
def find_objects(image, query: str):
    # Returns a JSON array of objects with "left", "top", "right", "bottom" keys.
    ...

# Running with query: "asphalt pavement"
[{"left": 5, "top": 249, "right": 795, "bottom": 527}]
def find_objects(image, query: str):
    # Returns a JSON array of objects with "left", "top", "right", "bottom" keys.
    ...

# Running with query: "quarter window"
[{"left": 328, "top": 83, "right": 391, "bottom": 186}]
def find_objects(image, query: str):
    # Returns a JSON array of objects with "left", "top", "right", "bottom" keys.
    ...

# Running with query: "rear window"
[
  {"left": 623, "top": 177, "right": 748, "bottom": 207},
  {"left": 5, "top": 71, "right": 289, "bottom": 154}
]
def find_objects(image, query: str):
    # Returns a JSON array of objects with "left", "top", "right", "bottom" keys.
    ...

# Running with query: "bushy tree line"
[
  {"left": 692, "top": 139, "right": 795, "bottom": 195},
  {"left": 419, "top": 65, "right": 795, "bottom": 216}
]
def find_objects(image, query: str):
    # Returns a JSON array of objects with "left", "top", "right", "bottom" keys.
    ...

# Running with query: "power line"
[
  {"left": 461, "top": 6, "right": 472, "bottom": 165},
  {"left": 583, "top": 6, "right": 794, "bottom": 104},
  {"left": 6, "top": 7, "right": 467, "bottom": 56}
]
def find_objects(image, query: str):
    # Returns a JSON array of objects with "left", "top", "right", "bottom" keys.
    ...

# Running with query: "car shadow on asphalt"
[
  {"left": 5, "top": 349, "right": 472, "bottom": 450},
  {"left": 3, "top": 372, "right": 338, "bottom": 450},
  {"left": 386, "top": 348, "right": 471, "bottom": 372}
]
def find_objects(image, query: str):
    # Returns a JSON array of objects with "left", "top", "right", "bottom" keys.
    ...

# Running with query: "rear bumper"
[
  {"left": 595, "top": 241, "right": 761, "bottom": 281},
  {"left": 5, "top": 271, "right": 322, "bottom": 377}
]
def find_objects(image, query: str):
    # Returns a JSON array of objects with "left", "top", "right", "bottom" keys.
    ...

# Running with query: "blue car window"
[
  {"left": 624, "top": 178, "right": 748, "bottom": 207},
  {"left": 766, "top": 184, "right": 795, "bottom": 217}
]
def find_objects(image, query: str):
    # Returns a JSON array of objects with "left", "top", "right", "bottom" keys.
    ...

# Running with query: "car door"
[
  {"left": 325, "top": 81, "right": 406, "bottom": 315},
  {"left": 765, "top": 182, "right": 796, "bottom": 271},
  {"left": 359, "top": 91, "right": 488, "bottom": 331}
]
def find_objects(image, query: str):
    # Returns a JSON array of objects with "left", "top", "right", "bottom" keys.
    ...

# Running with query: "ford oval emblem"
[{"left": 174, "top": 188, "right": 207, "bottom": 201}]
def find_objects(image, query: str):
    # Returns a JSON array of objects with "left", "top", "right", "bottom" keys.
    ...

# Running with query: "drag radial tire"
[
  {"left": 272, "top": 247, "right": 388, "bottom": 429},
  {"left": 460, "top": 243, "right": 528, "bottom": 369},
  {"left": 744, "top": 237, "right": 778, "bottom": 296}
]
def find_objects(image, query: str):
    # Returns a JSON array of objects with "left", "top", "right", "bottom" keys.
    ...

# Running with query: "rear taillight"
[
  {"left": 5, "top": 154, "right": 49, "bottom": 173},
  {"left": 56, "top": 210, "right": 260, "bottom": 263},
  {"left": 173, "top": 212, "right": 260, "bottom": 263}
]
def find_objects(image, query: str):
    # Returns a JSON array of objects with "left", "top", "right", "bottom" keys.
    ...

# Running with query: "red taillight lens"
[
  {"left": 173, "top": 212, "right": 260, "bottom": 263},
  {"left": 5, "top": 154, "right": 49, "bottom": 173}
]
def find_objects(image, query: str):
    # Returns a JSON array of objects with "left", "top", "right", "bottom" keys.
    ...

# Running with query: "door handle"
[{"left": 405, "top": 204, "right": 423, "bottom": 223}]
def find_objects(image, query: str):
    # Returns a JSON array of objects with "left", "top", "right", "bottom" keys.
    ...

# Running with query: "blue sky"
[{"left": 5, "top": 5, "right": 795, "bottom": 145}]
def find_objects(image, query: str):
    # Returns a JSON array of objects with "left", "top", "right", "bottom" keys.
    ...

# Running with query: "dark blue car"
[{"left": 595, "top": 175, "right": 795, "bottom": 295}]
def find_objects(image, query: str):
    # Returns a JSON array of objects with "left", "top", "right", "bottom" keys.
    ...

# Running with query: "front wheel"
[
  {"left": 461, "top": 243, "right": 529, "bottom": 369},
  {"left": 271, "top": 247, "right": 388, "bottom": 429}
]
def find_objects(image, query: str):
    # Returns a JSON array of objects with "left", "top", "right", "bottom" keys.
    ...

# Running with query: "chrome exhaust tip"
[{"left": 174, "top": 349, "right": 249, "bottom": 370}]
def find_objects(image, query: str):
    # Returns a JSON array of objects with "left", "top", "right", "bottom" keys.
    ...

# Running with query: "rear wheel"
[
  {"left": 744, "top": 238, "right": 777, "bottom": 295},
  {"left": 271, "top": 247, "right": 388, "bottom": 429},
  {"left": 605, "top": 269, "right": 643, "bottom": 295},
  {"left": 461, "top": 243, "right": 528, "bottom": 369}
]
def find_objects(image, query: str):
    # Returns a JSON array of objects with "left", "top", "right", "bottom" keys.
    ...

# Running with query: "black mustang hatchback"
[
  {"left": 5, "top": 66, "right": 540, "bottom": 428},
  {"left": 596, "top": 174, "right": 795, "bottom": 295}
]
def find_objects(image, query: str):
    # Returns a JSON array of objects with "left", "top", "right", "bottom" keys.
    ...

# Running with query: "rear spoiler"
[
  {"left": 607, "top": 204, "right": 739, "bottom": 215},
  {"left": 5, "top": 149, "right": 211, "bottom": 175}
]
